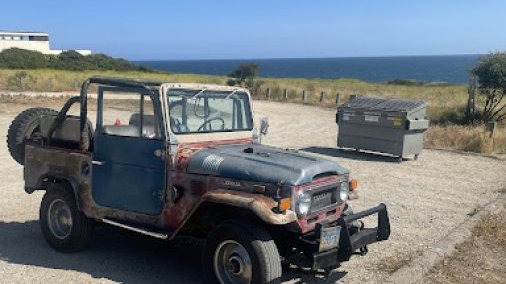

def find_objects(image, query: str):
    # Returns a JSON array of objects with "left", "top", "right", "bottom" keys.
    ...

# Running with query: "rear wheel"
[
  {"left": 40, "top": 184, "right": 94, "bottom": 252},
  {"left": 203, "top": 220, "right": 282, "bottom": 284},
  {"left": 7, "top": 107, "right": 57, "bottom": 165}
]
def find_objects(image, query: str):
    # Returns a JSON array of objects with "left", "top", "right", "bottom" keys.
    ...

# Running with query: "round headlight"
[
  {"left": 339, "top": 182, "right": 349, "bottom": 201},
  {"left": 296, "top": 191, "right": 311, "bottom": 216}
]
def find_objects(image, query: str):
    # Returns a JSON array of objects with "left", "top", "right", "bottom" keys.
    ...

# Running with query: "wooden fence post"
[
  {"left": 266, "top": 88, "right": 271, "bottom": 100},
  {"left": 302, "top": 90, "right": 307, "bottom": 102},
  {"left": 284, "top": 89, "right": 289, "bottom": 100},
  {"left": 467, "top": 73, "right": 476, "bottom": 121},
  {"left": 320, "top": 91, "right": 325, "bottom": 102},
  {"left": 336, "top": 92, "right": 341, "bottom": 105}
]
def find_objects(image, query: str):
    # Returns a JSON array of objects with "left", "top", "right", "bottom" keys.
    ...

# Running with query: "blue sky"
[{"left": 1, "top": 0, "right": 504, "bottom": 60}]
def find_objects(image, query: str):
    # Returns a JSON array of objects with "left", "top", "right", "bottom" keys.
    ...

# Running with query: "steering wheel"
[{"left": 197, "top": 117, "right": 225, "bottom": 132}]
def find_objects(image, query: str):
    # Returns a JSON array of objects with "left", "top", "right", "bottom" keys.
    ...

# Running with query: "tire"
[
  {"left": 203, "top": 220, "right": 282, "bottom": 284},
  {"left": 39, "top": 183, "right": 94, "bottom": 253},
  {"left": 7, "top": 107, "right": 57, "bottom": 165}
]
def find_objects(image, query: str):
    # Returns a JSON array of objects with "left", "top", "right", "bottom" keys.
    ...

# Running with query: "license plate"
[{"left": 319, "top": 225, "right": 341, "bottom": 252}]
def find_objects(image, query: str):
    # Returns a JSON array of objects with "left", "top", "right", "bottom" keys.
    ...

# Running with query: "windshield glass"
[{"left": 167, "top": 89, "right": 253, "bottom": 134}]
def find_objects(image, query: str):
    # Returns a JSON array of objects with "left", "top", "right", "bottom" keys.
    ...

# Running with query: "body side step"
[{"left": 102, "top": 218, "right": 169, "bottom": 239}]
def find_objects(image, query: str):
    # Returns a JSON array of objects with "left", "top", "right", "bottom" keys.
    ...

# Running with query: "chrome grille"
[
  {"left": 310, "top": 190, "right": 334, "bottom": 212},
  {"left": 309, "top": 183, "right": 340, "bottom": 213}
]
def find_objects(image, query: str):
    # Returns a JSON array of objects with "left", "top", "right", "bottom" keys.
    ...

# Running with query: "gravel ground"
[{"left": 0, "top": 98, "right": 505, "bottom": 283}]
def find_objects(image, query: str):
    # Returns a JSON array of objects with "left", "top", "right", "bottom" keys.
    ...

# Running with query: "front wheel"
[
  {"left": 40, "top": 184, "right": 94, "bottom": 252},
  {"left": 203, "top": 221, "right": 282, "bottom": 284}
]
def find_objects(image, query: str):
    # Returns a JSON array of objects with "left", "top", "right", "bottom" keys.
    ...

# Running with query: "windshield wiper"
[
  {"left": 226, "top": 89, "right": 239, "bottom": 99},
  {"left": 192, "top": 89, "right": 206, "bottom": 99}
]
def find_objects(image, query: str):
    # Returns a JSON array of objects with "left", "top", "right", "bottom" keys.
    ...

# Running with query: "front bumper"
[{"left": 298, "top": 203, "right": 390, "bottom": 270}]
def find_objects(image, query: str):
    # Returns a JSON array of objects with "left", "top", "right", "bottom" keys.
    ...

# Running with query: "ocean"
[{"left": 135, "top": 54, "right": 481, "bottom": 84}]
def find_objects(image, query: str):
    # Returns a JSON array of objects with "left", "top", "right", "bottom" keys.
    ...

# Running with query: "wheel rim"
[
  {"left": 213, "top": 240, "right": 252, "bottom": 284},
  {"left": 47, "top": 199, "right": 73, "bottom": 239}
]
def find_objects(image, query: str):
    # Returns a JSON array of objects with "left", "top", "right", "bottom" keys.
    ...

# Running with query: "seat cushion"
[
  {"left": 102, "top": 125, "right": 140, "bottom": 137},
  {"left": 40, "top": 115, "right": 94, "bottom": 143}
]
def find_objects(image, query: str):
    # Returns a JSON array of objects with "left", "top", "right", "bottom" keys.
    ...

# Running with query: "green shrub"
[
  {"left": 0, "top": 48, "right": 48, "bottom": 69},
  {"left": 0, "top": 48, "right": 152, "bottom": 72},
  {"left": 428, "top": 106, "right": 468, "bottom": 124}
]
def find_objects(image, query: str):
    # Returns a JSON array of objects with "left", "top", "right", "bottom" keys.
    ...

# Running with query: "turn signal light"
[
  {"left": 278, "top": 197, "right": 291, "bottom": 212},
  {"left": 350, "top": 179, "right": 358, "bottom": 191}
]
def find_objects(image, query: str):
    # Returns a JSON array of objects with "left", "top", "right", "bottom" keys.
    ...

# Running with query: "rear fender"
[{"left": 37, "top": 175, "right": 82, "bottom": 210}]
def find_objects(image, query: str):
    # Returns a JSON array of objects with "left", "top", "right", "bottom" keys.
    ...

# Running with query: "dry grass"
[
  {"left": 425, "top": 124, "right": 506, "bottom": 154},
  {"left": 0, "top": 69, "right": 468, "bottom": 120},
  {"left": 0, "top": 69, "right": 223, "bottom": 92},
  {"left": 258, "top": 77, "right": 467, "bottom": 112},
  {"left": 377, "top": 252, "right": 417, "bottom": 274},
  {"left": 423, "top": 207, "right": 506, "bottom": 284}
]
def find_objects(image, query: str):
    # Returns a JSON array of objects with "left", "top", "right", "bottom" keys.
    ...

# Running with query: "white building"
[{"left": 0, "top": 31, "right": 91, "bottom": 55}]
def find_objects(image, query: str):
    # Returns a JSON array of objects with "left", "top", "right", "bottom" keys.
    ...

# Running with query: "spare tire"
[{"left": 7, "top": 107, "right": 58, "bottom": 165}]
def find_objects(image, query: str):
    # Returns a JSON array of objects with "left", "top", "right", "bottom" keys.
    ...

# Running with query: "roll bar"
[{"left": 49, "top": 77, "right": 163, "bottom": 151}]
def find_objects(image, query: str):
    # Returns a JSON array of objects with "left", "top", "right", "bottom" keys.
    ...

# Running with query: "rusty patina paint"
[
  {"left": 25, "top": 145, "right": 162, "bottom": 226},
  {"left": 25, "top": 137, "right": 295, "bottom": 237},
  {"left": 162, "top": 138, "right": 276, "bottom": 234},
  {"left": 25, "top": 136, "right": 346, "bottom": 238}
]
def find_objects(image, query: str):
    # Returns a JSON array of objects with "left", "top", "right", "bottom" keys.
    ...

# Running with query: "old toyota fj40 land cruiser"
[{"left": 7, "top": 77, "right": 390, "bottom": 283}]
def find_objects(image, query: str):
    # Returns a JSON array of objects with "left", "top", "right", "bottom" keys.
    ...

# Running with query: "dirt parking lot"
[{"left": 0, "top": 98, "right": 505, "bottom": 283}]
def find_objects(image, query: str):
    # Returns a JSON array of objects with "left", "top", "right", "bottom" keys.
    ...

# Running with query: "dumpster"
[{"left": 336, "top": 96, "right": 429, "bottom": 160}]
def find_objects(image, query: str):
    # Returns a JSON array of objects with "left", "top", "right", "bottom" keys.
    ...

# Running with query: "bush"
[
  {"left": 86, "top": 53, "right": 139, "bottom": 71},
  {"left": 428, "top": 106, "right": 468, "bottom": 124},
  {"left": 50, "top": 50, "right": 90, "bottom": 71},
  {"left": 387, "top": 79, "right": 428, "bottom": 86},
  {"left": 0, "top": 48, "right": 48, "bottom": 69},
  {"left": 6, "top": 71, "right": 37, "bottom": 91},
  {"left": 0, "top": 48, "right": 152, "bottom": 72},
  {"left": 227, "top": 63, "right": 259, "bottom": 87}
]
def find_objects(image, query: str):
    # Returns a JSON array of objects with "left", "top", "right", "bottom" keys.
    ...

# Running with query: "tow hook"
[{"left": 359, "top": 246, "right": 368, "bottom": 256}]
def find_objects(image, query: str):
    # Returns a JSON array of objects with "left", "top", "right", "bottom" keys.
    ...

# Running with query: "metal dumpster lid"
[{"left": 342, "top": 97, "right": 425, "bottom": 112}]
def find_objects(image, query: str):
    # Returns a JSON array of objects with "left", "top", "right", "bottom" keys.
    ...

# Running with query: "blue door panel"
[
  {"left": 91, "top": 87, "right": 166, "bottom": 216},
  {"left": 92, "top": 162, "right": 164, "bottom": 215},
  {"left": 94, "top": 134, "right": 165, "bottom": 169},
  {"left": 92, "top": 134, "right": 165, "bottom": 215}
]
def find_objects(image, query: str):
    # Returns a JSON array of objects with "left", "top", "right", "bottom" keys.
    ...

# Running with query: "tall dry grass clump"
[{"left": 425, "top": 124, "right": 506, "bottom": 153}]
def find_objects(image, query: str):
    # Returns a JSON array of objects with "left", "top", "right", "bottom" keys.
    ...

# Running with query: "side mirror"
[{"left": 260, "top": 117, "right": 269, "bottom": 135}]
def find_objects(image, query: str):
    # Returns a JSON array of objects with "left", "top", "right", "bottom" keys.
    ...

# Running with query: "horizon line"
[{"left": 131, "top": 53, "right": 485, "bottom": 62}]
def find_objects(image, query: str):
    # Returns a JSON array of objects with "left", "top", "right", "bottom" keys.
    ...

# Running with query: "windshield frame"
[{"left": 161, "top": 84, "right": 254, "bottom": 137}]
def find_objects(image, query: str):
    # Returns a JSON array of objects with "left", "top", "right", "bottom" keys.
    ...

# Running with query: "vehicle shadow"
[
  {"left": 301, "top": 146, "right": 404, "bottom": 163},
  {"left": 281, "top": 264, "right": 347, "bottom": 283},
  {"left": 0, "top": 220, "right": 204, "bottom": 283},
  {"left": 0, "top": 220, "right": 351, "bottom": 283}
]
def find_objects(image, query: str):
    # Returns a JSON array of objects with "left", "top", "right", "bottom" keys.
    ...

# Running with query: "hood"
[{"left": 186, "top": 144, "right": 348, "bottom": 186}]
